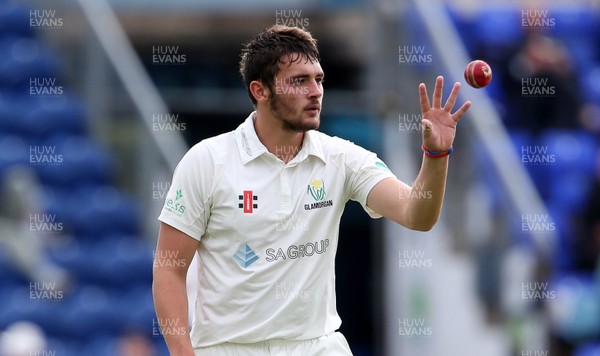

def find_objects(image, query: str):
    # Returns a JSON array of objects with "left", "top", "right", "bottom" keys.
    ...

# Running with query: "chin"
[{"left": 303, "top": 115, "right": 320, "bottom": 130}]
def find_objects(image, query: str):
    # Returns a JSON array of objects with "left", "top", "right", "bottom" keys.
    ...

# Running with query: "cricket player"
[{"left": 153, "top": 25, "right": 471, "bottom": 355}]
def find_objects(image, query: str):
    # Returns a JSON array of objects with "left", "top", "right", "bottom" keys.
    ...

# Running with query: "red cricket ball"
[{"left": 464, "top": 60, "right": 492, "bottom": 88}]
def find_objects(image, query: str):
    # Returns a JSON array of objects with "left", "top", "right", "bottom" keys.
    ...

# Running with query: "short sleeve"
[
  {"left": 344, "top": 141, "right": 397, "bottom": 218},
  {"left": 158, "top": 143, "right": 214, "bottom": 240}
]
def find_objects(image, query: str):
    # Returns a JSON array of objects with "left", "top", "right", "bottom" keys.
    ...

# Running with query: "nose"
[{"left": 307, "top": 79, "right": 323, "bottom": 99}]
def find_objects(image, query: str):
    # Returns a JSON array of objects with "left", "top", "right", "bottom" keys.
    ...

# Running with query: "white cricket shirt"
[{"left": 158, "top": 112, "right": 396, "bottom": 348}]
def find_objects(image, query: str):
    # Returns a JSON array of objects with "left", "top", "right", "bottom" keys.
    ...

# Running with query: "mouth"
[{"left": 304, "top": 104, "right": 321, "bottom": 115}]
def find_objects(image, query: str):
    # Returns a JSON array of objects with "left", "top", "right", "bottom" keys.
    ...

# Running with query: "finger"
[
  {"left": 451, "top": 101, "right": 471, "bottom": 123},
  {"left": 443, "top": 82, "right": 461, "bottom": 112},
  {"left": 432, "top": 76, "right": 443, "bottom": 108},
  {"left": 418, "top": 83, "right": 431, "bottom": 113}
]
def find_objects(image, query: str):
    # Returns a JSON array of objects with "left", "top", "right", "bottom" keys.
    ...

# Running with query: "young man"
[{"left": 153, "top": 25, "right": 470, "bottom": 355}]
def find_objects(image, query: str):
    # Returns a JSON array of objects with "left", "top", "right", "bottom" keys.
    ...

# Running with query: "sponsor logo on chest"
[
  {"left": 238, "top": 190, "right": 258, "bottom": 214},
  {"left": 304, "top": 179, "right": 333, "bottom": 211}
]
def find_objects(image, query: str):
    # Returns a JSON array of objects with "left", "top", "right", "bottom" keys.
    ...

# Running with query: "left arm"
[{"left": 367, "top": 76, "right": 471, "bottom": 231}]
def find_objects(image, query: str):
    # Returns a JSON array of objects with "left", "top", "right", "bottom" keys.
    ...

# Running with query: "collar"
[{"left": 235, "top": 111, "right": 326, "bottom": 165}]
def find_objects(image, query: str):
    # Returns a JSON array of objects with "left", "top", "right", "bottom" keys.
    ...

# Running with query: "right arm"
[{"left": 153, "top": 222, "right": 199, "bottom": 356}]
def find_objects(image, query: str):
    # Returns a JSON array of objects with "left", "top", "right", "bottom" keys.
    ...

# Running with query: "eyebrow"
[{"left": 288, "top": 72, "right": 325, "bottom": 79}]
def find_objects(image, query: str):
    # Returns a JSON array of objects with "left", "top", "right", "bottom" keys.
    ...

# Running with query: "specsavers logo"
[
  {"left": 164, "top": 189, "right": 186, "bottom": 216},
  {"left": 305, "top": 179, "right": 333, "bottom": 211}
]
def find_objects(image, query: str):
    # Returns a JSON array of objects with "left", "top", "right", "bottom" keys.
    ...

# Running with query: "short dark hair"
[{"left": 239, "top": 25, "right": 320, "bottom": 105}]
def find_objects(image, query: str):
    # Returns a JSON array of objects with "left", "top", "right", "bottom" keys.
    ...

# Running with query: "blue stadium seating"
[
  {"left": 114, "top": 283, "right": 156, "bottom": 333},
  {"left": 546, "top": 201, "right": 576, "bottom": 271},
  {"left": 450, "top": 5, "right": 600, "bottom": 347},
  {"left": 0, "top": 36, "right": 59, "bottom": 92},
  {"left": 18, "top": 96, "right": 88, "bottom": 139},
  {"left": 0, "top": 250, "right": 24, "bottom": 284},
  {"left": 0, "top": 134, "right": 28, "bottom": 179},
  {"left": 576, "top": 342, "right": 600, "bottom": 356},
  {"left": 59, "top": 285, "right": 120, "bottom": 338},
  {"left": 538, "top": 129, "right": 597, "bottom": 196},
  {"left": 0, "top": 2, "right": 33, "bottom": 38},
  {"left": 34, "top": 135, "right": 113, "bottom": 187},
  {"left": 45, "top": 338, "right": 81, "bottom": 356},
  {"left": 581, "top": 65, "right": 600, "bottom": 104},
  {"left": 549, "top": 273, "right": 600, "bottom": 342},
  {"left": 475, "top": 5, "right": 523, "bottom": 49},
  {"left": 0, "top": 2, "right": 158, "bottom": 351},
  {"left": 547, "top": 7, "right": 598, "bottom": 40}
]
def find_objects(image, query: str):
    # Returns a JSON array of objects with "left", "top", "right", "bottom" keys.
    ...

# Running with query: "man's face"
[{"left": 268, "top": 54, "right": 324, "bottom": 132}]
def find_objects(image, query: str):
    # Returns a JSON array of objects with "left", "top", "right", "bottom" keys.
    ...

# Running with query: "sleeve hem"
[
  {"left": 157, "top": 215, "right": 202, "bottom": 241},
  {"left": 362, "top": 174, "right": 396, "bottom": 219}
]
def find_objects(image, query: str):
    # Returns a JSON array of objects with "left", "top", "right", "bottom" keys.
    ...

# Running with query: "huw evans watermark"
[
  {"left": 399, "top": 318, "right": 432, "bottom": 337},
  {"left": 152, "top": 45, "right": 187, "bottom": 65},
  {"left": 398, "top": 45, "right": 433, "bottom": 65},
  {"left": 275, "top": 145, "right": 301, "bottom": 162},
  {"left": 521, "top": 146, "right": 555, "bottom": 165},
  {"left": 153, "top": 181, "right": 171, "bottom": 200},
  {"left": 153, "top": 250, "right": 188, "bottom": 269},
  {"left": 522, "top": 281, "right": 556, "bottom": 301},
  {"left": 30, "top": 214, "right": 63, "bottom": 233},
  {"left": 521, "top": 350, "right": 549, "bottom": 356},
  {"left": 521, "top": 214, "right": 556, "bottom": 233},
  {"left": 29, "top": 145, "right": 63, "bottom": 165},
  {"left": 30, "top": 9, "right": 63, "bottom": 29},
  {"left": 30, "top": 350, "right": 58, "bottom": 356},
  {"left": 398, "top": 113, "right": 423, "bottom": 132},
  {"left": 521, "top": 77, "right": 556, "bottom": 98},
  {"left": 152, "top": 318, "right": 187, "bottom": 337},
  {"left": 522, "top": 9, "right": 555, "bottom": 30},
  {"left": 276, "top": 214, "right": 308, "bottom": 232},
  {"left": 275, "top": 77, "right": 310, "bottom": 96},
  {"left": 398, "top": 182, "right": 433, "bottom": 200},
  {"left": 30, "top": 282, "right": 63, "bottom": 301},
  {"left": 398, "top": 250, "right": 432, "bottom": 268},
  {"left": 152, "top": 113, "right": 186, "bottom": 132},
  {"left": 275, "top": 10, "right": 309, "bottom": 29},
  {"left": 275, "top": 282, "right": 310, "bottom": 300},
  {"left": 29, "top": 77, "right": 63, "bottom": 97}
]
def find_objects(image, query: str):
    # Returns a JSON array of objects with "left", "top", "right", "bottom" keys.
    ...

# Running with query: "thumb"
[{"left": 422, "top": 118, "right": 432, "bottom": 139}]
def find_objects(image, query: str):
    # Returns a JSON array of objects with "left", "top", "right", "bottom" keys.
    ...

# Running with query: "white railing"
[
  {"left": 410, "top": 0, "right": 555, "bottom": 257},
  {"left": 76, "top": 0, "right": 188, "bottom": 172},
  {"left": 383, "top": 0, "right": 556, "bottom": 355}
]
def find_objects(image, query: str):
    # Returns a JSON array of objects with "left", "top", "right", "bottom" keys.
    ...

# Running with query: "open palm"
[{"left": 419, "top": 76, "right": 471, "bottom": 152}]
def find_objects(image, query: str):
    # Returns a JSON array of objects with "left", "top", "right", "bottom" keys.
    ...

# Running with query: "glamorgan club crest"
[
  {"left": 307, "top": 179, "right": 326, "bottom": 201},
  {"left": 305, "top": 179, "right": 333, "bottom": 211}
]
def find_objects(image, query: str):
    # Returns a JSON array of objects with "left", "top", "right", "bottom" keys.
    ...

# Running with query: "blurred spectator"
[
  {"left": 117, "top": 331, "right": 156, "bottom": 356},
  {"left": 0, "top": 321, "right": 47, "bottom": 356},
  {"left": 580, "top": 156, "right": 600, "bottom": 271},
  {"left": 502, "top": 31, "right": 584, "bottom": 134}
]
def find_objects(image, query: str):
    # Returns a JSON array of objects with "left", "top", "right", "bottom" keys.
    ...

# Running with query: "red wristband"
[{"left": 422, "top": 145, "right": 453, "bottom": 158}]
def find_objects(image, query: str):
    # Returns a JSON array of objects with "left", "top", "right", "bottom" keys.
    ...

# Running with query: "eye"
[{"left": 316, "top": 77, "right": 324, "bottom": 85}]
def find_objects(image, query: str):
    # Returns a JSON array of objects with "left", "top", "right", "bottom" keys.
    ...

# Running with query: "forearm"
[
  {"left": 153, "top": 269, "right": 195, "bottom": 356},
  {"left": 405, "top": 154, "right": 449, "bottom": 230}
]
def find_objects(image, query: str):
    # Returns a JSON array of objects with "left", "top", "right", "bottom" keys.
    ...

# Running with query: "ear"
[{"left": 249, "top": 80, "right": 270, "bottom": 103}]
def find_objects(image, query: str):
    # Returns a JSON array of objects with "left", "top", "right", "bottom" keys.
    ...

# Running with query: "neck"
[{"left": 253, "top": 111, "right": 304, "bottom": 164}]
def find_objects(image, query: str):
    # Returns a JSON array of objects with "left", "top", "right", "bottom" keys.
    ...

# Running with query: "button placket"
[{"left": 279, "top": 166, "right": 292, "bottom": 214}]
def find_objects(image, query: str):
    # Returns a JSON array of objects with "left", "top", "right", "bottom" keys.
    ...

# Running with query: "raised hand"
[{"left": 419, "top": 76, "right": 471, "bottom": 152}]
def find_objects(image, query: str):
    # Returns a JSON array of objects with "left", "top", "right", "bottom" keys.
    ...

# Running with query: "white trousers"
[{"left": 194, "top": 332, "right": 353, "bottom": 356}]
